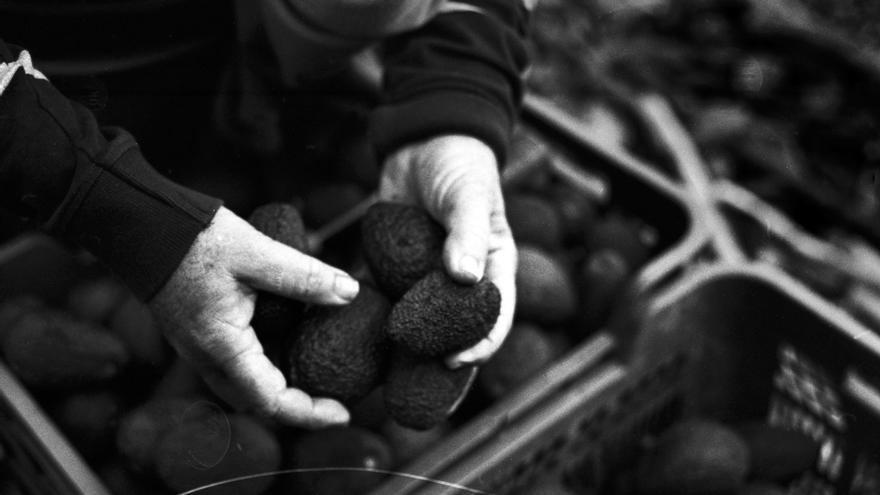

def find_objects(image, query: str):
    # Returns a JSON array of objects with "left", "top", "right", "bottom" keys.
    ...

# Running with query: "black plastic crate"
[{"left": 410, "top": 264, "right": 880, "bottom": 494}]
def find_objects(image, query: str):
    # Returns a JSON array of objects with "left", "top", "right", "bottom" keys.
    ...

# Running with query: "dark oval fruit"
[
  {"left": 289, "top": 284, "right": 391, "bottom": 404},
  {"left": 585, "top": 214, "right": 652, "bottom": 270},
  {"left": 515, "top": 246, "right": 577, "bottom": 325},
  {"left": 155, "top": 414, "right": 280, "bottom": 495},
  {"left": 635, "top": 419, "right": 750, "bottom": 495},
  {"left": 578, "top": 249, "right": 632, "bottom": 332},
  {"left": 478, "top": 322, "right": 567, "bottom": 399},
  {"left": 65, "top": 277, "right": 127, "bottom": 324},
  {"left": 386, "top": 270, "right": 501, "bottom": 357},
  {"left": 248, "top": 202, "right": 308, "bottom": 251},
  {"left": 247, "top": 202, "right": 308, "bottom": 342},
  {"left": 285, "top": 426, "right": 393, "bottom": 494},
  {"left": 736, "top": 422, "right": 822, "bottom": 482},
  {"left": 361, "top": 202, "right": 445, "bottom": 299},
  {"left": 382, "top": 419, "right": 450, "bottom": 465},
  {"left": 54, "top": 391, "right": 124, "bottom": 460},
  {"left": 116, "top": 397, "right": 215, "bottom": 475},
  {"left": 2, "top": 310, "right": 129, "bottom": 389},
  {"left": 550, "top": 182, "right": 597, "bottom": 241},
  {"left": 384, "top": 350, "right": 476, "bottom": 430},
  {"left": 505, "top": 192, "right": 564, "bottom": 250},
  {"left": 108, "top": 294, "right": 167, "bottom": 368}
]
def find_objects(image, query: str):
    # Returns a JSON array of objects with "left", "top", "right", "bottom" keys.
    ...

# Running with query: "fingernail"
[
  {"left": 459, "top": 255, "right": 482, "bottom": 283},
  {"left": 334, "top": 275, "right": 360, "bottom": 301},
  {"left": 323, "top": 403, "right": 350, "bottom": 425}
]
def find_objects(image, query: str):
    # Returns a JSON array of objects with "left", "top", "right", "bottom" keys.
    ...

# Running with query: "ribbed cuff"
[
  {"left": 49, "top": 129, "right": 221, "bottom": 300},
  {"left": 369, "top": 91, "right": 511, "bottom": 164}
]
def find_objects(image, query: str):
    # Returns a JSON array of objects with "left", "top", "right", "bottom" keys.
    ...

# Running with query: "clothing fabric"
[
  {"left": 246, "top": 0, "right": 531, "bottom": 162},
  {"left": 0, "top": 41, "right": 221, "bottom": 300},
  {"left": 0, "top": 0, "right": 529, "bottom": 300}
]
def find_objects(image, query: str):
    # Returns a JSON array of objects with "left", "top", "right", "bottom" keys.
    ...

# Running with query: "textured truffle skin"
[
  {"left": 248, "top": 202, "right": 308, "bottom": 250},
  {"left": 247, "top": 203, "right": 308, "bottom": 342},
  {"left": 361, "top": 202, "right": 445, "bottom": 299},
  {"left": 384, "top": 350, "right": 476, "bottom": 430},
  {"left": 386, "top": 270, "right": 501, "bottom": 357},
  {"left": 289, "top": 284, "right": 391, "bottom": 404}
]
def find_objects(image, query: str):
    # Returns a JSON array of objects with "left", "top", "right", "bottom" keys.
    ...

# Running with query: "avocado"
[
  {"left": 349, "top": 386, "right": 389, "bottom": 430},
  {"left": 505, "top": 192, "right": 564, "bottom": 250},
  {"left": 478, "top": 322, "right": 568, "bottom": 400},
  {"left": 2, "top": 310, "right": 129, "bottom": 389},
  {"left": 361, "top": 202, "right": 445, "bottom": 299},
  {"left": 248, "top": 202, "right": 308, "bottom": 250},
  {"left": 515, "top": 246, "right": 577, "bottom": 325},
  {"left": 247, "top": 203, "right": 308, "bottom": 343},
  {"left": 386, "top": 270, "right": 501, "bottom": 357},
  {"left": 384, "top": 349, "right": 476, "bottom": 430},
  {"left": 635, "top": 419, "right": 750, "bottom": 495},
  {"left": 382, "top": 419, "right": 450, "bottom": 465},
  {"left": 578, "top": 249, "right": 632, "bottom": 332},
  {"left": 54, "top": 391, "right": 123, "bottom": 461},
  {"left": 116, "top": 397, "right": 214, "bottom": 475},
  {"left": 65, "top": 276, "right": 128, "bottom": 324},
  {"left": 585, "top": 214, "right": 653, "bottom": 269},
  {"left": 736, "top": 422, "right": 821, "bottom": 482},
  {"left": 0, "top": 296, "right": 42, "bottom": 340},
  {"left": 550, "top": 182, "right": 597, "bottom": 241},
  {"left": 284, "top": 426, "right": 393, "bottom": 494},
  {"left": 108, "top": 294, "right": 167, "bottom": 368},
  {"left": 155, "top": 414, "right": 281, "bottom": 495},
  {"left": 289, "top": 284, "right": 391, "bottom": 404}
]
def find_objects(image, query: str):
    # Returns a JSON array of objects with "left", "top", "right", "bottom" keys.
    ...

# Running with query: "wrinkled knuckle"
[
  {"left": 268, "top": 269, "right": 287, "bottom": 293},
  {"left": 300, "top": 263, "right": 327, "bottom": 298}
]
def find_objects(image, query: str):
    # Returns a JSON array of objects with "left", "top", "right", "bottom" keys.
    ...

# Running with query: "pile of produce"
[
  {"left": 0, "top": 113, "right": 678, "bottom": 494},
  {"left": 513, "top": 417, "right": 824, "bottom": 495}
]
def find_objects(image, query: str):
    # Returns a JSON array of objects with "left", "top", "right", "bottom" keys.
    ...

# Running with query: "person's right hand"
[{"left": 149, "top": 207, "right": 359, "bottom": 428}]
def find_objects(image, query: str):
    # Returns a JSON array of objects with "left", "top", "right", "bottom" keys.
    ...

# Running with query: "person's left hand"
[{"left": 380, "top": 134, "right": 516, "bottom": 368}]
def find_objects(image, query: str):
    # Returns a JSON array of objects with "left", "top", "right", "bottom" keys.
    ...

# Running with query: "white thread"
[
  {"left": 0, "top": 50, "right": 47, "bottom": 96},
  {"left": 176, "top": 466, "right": 489, "bottom": 494}
]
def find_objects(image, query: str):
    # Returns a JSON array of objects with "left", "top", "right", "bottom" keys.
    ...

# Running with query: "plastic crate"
[
  {"left": 0, "top": 93, "right": 705, "bottom": 495},
  {"left": 367, "top": 96, "right": 706, "bottom": 495},
  {"left": 0, "top": 235, "right": 112, "bottom": 495},
  {"left": 406, "top": 264, "right": 880, "bottom": 495}
]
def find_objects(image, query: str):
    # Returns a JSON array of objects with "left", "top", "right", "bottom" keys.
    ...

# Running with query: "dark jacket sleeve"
[
  {"left": 0, "top": 40, "right": 221, "bottom": 300},
  {"left": 369, "top": 0, "right": 530, "bottom": 164}
]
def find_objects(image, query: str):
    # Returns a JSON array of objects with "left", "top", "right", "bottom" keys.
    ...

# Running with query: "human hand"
[
  {"left": 150, "top": 207, "right": 359, "bottom": 428},
  {"left": 380, "top": 135, "right": 517, "bottom": 368}
]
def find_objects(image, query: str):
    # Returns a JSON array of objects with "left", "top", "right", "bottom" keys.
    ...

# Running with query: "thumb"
[
  {"left": 235, "top": 231, "right": 360, "bottom": 305},
  {"left": 439, "top": 176, "right": 494, "bottom": 284}
]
